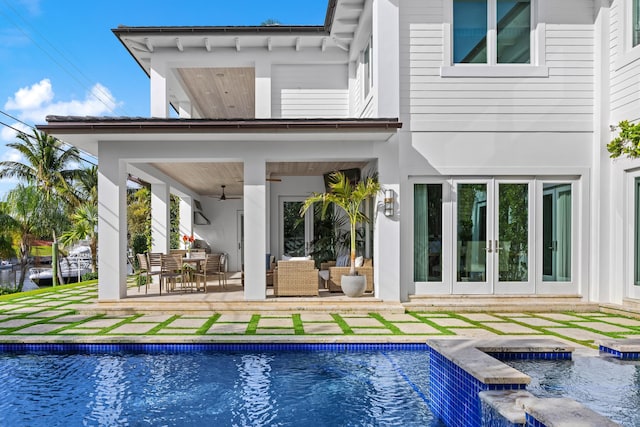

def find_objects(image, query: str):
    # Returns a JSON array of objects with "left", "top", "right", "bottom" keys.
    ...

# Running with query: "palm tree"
[
  {"left": 60, "top": 204, "right": 98, "bottom": 273},
  {"left": 301, "top": 172, "right": 380, "bottom": 276},
  {"left": 0, "top": 185, "right": 67, "bottom": 291},
  {"left": 0, "top": 129, "right": 81, "bottom": 202}
]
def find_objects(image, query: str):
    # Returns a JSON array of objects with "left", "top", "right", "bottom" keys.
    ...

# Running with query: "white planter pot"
[{"left": 341, "top": 275, "right": 366, "bottom": 297}]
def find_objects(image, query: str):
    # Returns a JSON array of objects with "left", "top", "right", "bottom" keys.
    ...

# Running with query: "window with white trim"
[
  {"left": 363, "top": 35, "right": 373, "bottom": 99},
  {"left": 634, "top": 0, "right": 640, "bottom": 47},
  {"left": 453, "top": 0, "right": 531, "bottom": 64}
]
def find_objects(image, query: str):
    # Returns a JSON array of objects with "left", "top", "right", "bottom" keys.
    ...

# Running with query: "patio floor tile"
[
  {"left": 57, "top": 328, "right": 105, "bottom": 335},
  {"left": 428, "top": 318, "right": 475, "bottom": 327},
  {"left": 107, "top": 323, "right": 157, "bottom": 334},
  {"left": 394, "top": 322, "right": 442, "bottom": 334},
  {"left": 485, "top": 323, "right": 542, "bottom": 334},
  {"left": 130, "top": 314, "right": 174, "bottom": 323},
  {"left": 80, "top": 318, "right": 130, "bottom": 329},
  {"left": 11, "top": 323, "right": 66, "bottom": 334},
  {"left": 459, "top": 313, "right": 506, "bottom": 322},
  {"left": 254, "top": 328, "right": 295, "bottom": 335},
  {"left": 27, "top": 310, "right": 74, "bottom": 319},
  {"left": 598, "top": 317, "right": 640, "bottom": 327},
  {"left": 534, "top": 313, "right": 583, "bottom": 321},
  {"left": 206, "top": 323, "right": 248, "bottom": 334},
  {"left": 342, "top": 317, "right": 384, "bottom": 327},
  {"left": 299, "top": 313, "right": 335, "bottom": 322},
  {"left": 156, "top": 328, "right": 199, "bottom": 335},
  {"left": 575, "top": 322, "right": 633, "bottom": 333},
  {"left": 217, "top": 314, "right": 254, "bottom": 323},
  {"left": 379, "top": 313, "right": 424, "bottom": 322},
  {"left": 546, "top": 327, "right": 611, "bottom": 341},
  {"left": 0, "top": 318, "right": 37, "bottom": 328},
  {"left": 449, "top": 328, "right": 499, "bottom": 337},
  {"left": 350, "top": 328, "right": 393, "bottom": 335},
  {"left": 258, "top": 318, "right": 293, "bottom": 328},
  {"left": 508, "top": 317, "right": 563, "bottom": 327},
  {"left": 168, "top": 318, "right": 208, "bottom": 328},
  {"left": 48, "top": 314, "right": 96, "bottom": 323},
  {"left": 302, "top": 323, "right": 345, "bottom": 334}
]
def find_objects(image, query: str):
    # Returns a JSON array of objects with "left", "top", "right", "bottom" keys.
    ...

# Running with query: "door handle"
[
  {"left": 494, "top": 240, "right": 499, "bottom": 253},
  {"left": 486, "top": 240, "right": 492, "bottom": 253}
]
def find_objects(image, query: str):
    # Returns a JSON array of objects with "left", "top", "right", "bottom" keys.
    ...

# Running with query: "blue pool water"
[
  {"left": 507, "top": 355, "right": 640, "bottom": 427},
  {"left": 0, "top": 347, "right": 444, "bottom": 427}
]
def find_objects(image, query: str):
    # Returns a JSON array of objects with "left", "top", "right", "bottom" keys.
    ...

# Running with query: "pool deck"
[{"left": 0, "top": 281, "right": 639, "bottom": 351}]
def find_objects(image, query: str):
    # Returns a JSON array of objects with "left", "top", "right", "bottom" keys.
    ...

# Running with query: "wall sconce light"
[{"left": 384, "top": 189, "right": 394, "bottom": 217}]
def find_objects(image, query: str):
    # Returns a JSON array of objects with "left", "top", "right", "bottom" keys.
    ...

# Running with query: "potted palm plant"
[{"left": 301, "top": 171, "right": 380, "bottom": 297}]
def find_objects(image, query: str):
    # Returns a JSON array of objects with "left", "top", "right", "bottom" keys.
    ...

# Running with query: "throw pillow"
[
  {"left": 355, "top": 256, "right": 364, "bottom": 267},
  {"left": 336, "top": 254, "right": 349, "bottom": 267}
]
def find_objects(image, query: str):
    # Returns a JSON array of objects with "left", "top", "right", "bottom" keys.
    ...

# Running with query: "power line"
[
  {"left": 0, "top": 0, "right": 129, "bottom": 117},
  {"left": 0, "top": 115, "right": 97, "bottom": 168}
]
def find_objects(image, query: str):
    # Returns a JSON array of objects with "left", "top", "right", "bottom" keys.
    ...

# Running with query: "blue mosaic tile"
[
  {"left": 526, "top": 413, "right": 547, "bottom": 427},
  {"left": 428, "top": 346, "right": 527, "bottom": 427},
  {"left": 486, "top": 352, "right": 572, "bottom": 361},
  {"left": 0, "top": 342, "right": 431, "bottom": 354},
  {"left": 599, "top": 345, "right": 640, "bottom": 360}
]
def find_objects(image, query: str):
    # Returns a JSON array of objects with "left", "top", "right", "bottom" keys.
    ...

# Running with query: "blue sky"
[{"left": 0, "top": 0, "right": 329, "bottom": 197}]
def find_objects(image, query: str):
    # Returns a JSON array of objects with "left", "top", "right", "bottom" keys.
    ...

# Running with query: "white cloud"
[
  {"left": 4, "top": 79, "right": 53, "bottom": 111},
  {"left": 4, "top": 79, "right": 121, "bottom": 126}
]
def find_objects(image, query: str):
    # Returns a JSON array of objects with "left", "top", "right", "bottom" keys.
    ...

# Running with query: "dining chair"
[
  {"left": 193, "top": 253, "right": 224, "bottom": 292},
  {"left": 136, "top": 253, "right": 160, "bottom": 294},
  {"left": 161, "top": 254, "right": 187, "bottom": 293}
]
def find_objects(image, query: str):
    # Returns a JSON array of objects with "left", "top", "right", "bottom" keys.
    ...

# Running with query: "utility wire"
[
  {"left": 0, "top": 0, "right": 128, "bottom": 117},
  {"left": 0, "top": 116, "right": 97, "bottom": 168}
]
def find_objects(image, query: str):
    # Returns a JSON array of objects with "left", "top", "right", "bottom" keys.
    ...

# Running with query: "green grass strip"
[
  {"left": 292, "top": 314, "right": 305, "bottom": 335},
  {"left": 0, "top": 280, "right": 97, "bottom": 302},
  {"left": 331, "top": 314, "right": 353, "bottom": 335},
  {"left": 448, "top": 312, "right": 507, "bottom": 335},
  {"left": 147, "top": 315, "right": 181, "bottom": 335},
  {"left": 97, "top": 314, "right": 144, "bottom": 335},
  {"left": 369, "top": 313, "right": 403, "bottom": 335},
  {"left": 196, "top": 313, "right": 221, "bottom": 335},
  {"left": 246, "top": 314, "right": 260, "bottom": 335},
  {"left": 408, "top": 312, "right": 456, "bottom": 335},
  {"left": 490, "top": 313, "right": 597, "bottom": 348}
]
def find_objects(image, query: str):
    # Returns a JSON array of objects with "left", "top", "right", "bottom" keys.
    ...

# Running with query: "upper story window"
[
  {"left": 363, "top": 35, "right": 373, "bottom": 99},
  {"left": 453, "top": 0, "right": 531, "bottom": 64},
  {"left": 634, "top": 0, "right": 640, "bottom": 47}
]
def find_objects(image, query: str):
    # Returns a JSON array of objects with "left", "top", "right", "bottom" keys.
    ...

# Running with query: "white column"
[
  {"left": 243, "top": 156, "right": 267, "bottom": 300},
  {"left": 150, "top": 58, "right": 169, "bottom": 118},
  {"left": 97, "top": 153, "right": 128, "bottom": 300},
  {"left": 373, "top": 0, "right": 400, "bottom": 118},
  {"left": 375, "top": 133, "right": 401, "bottom": 301},
  {"left": 151, "top": 183, "right": 170, "bottom": 254},
  {"left": 179, "top": 196, "right": 193, "bottom": 239},
  {"left": 255, "top": 61, "right": 272, "bottom": 118}
]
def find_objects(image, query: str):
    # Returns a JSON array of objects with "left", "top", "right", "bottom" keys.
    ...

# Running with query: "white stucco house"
[{"left": 37, "top": 0, "right": 640, "bottom": 310}]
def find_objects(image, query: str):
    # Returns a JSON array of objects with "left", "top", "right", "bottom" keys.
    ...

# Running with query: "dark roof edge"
[
  {"left": 112, "top": 25, "right": 329, "bottom": 36},
  {"left": 112, "top": 0, "right": 338, "bottom": 35},
  {"left": 37, "top": 117, "right": 402, "bottom": 133}
]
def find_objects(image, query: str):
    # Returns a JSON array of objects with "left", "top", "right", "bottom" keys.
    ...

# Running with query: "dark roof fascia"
[
  {"left": 38, "top": 117, "right": 402, "bottom": 134},
  {"left": 112, "top": 0, "right": 338, "bottom": 35},
  {"left": 112, "top": 25, "right": 329, "bottom": 36}
]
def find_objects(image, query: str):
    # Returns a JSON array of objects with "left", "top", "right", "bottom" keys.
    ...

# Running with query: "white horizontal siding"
[
  {"left": 271, "top": 65, "right": 348, "bottom": 118},
  {"left": 609, "top": 0, "right": 640, "bottom": 122},
  {"left": 399, "top": 0, "right": 595, "bottom": 132}
]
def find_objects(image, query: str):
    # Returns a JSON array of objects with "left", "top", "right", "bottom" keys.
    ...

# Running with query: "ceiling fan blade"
[{"left": 236, "top": 177, "right": 282, "bottom": 182}]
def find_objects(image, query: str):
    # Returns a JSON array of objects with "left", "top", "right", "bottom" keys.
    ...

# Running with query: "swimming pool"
[
  {"left": 507, "top": 355, "right": 640, "bottom": 427},
  {"left": 0, "top": 345, "right": 444, "bottom": 426}
]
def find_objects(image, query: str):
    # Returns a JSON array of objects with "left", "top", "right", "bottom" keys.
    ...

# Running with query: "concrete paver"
[{"left": 0, "top": 282, "right": 639, "bottom": 349}]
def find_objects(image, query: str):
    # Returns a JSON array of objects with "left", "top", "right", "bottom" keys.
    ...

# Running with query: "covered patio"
[{"left": 38, "top": 117, "right": 402, "bottom": 303}]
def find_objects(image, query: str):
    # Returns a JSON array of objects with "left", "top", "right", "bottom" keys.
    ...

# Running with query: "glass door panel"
[
  {"left": 542, "top": 184, "right": 571, "bottom": 282},
  {"left": 414, "top": 184, "right": 443, "bottom": 282},
  {"left": 497, "top": 183, "right": 529, "bottom": 282},
  {"left": 456, "top": 183, "right": 488, "bottom": 282}
]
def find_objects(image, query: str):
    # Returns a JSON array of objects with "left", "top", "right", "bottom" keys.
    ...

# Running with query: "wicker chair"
[
  {"left": 273, "top": 260, "right": 319, "bottom": 296},
  {"left": 326, "top": 258, "right": 374, "bottom": 293}
]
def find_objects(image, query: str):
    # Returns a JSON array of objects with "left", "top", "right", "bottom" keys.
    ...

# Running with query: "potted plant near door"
[{"left": 301, "top": 171, "right": 380, "bottom": 297}]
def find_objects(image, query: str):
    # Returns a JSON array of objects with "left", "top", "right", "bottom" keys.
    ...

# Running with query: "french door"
[{"left": 452, "top": 179, "right": 533, "bottom": 294}]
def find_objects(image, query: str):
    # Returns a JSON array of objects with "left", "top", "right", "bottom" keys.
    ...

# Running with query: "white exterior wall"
[
  {"left": 271, "top": 65, "right": 349, "bottom": 118},
  {"left": 396, "top": 0, "right": 598, "bottom": 299},
  {"left": 607, "top": 0, "right": 640, "bottom": 305}
]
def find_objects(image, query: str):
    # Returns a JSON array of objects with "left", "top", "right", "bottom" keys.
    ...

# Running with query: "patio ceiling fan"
[{"left": 217, "top": 185, "right": 241, "bottom": 201}]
